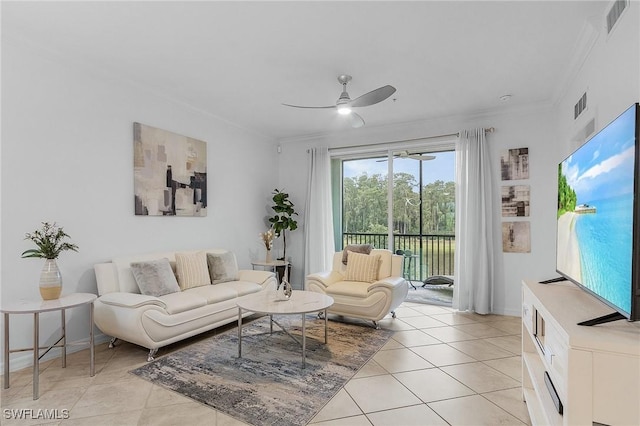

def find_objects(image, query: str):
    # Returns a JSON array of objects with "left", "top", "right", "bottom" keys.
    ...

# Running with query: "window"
[{"left": 337, "top": 149, "right": 456, "bottom": 281}]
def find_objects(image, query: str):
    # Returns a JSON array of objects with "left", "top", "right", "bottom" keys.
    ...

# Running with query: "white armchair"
[{"left": 305, "top": 249, "right": 408, "bottom": 328}]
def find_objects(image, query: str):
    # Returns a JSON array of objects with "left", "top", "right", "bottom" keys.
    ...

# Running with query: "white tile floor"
[{"left": 1, "top": 301, "right": 530, "bottom": 425}]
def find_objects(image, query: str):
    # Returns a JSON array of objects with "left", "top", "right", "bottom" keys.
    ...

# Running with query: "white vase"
[
  {"left": 275, "top": 279, "right": 292, "bottom": 301},
  {"left": 39, "top": 259, "right": 62, "bottom": 300},
  {"left": 265, "top": 249, "right": 272, "bottom": 263}
]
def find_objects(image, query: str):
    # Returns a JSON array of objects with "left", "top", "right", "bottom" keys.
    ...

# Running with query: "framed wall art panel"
[{"left": 133, "top": 123, "right": 207, "bottom": 216}]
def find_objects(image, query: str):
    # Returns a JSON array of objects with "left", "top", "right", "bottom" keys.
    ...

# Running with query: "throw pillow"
[
  {"left": 207, "top": 251, "right": 239, "bottom": 284},
  {"left": 130, "top": 258, "right": 181, "bottom": 297},
  {"left": 344, "top": 252, "right": 381, "bottom": 283},
  {"left": 175, "top": 251, "right": 211, "bottom": 290},
  {"left": 342, "top": 244, "right": 374, "bottom": 264}
]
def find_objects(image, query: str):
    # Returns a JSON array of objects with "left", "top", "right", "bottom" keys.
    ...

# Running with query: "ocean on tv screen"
[
  {"left": 557, "top": 105, "right": 636, "bottom": 315},
  {"left": 575, "top": 194, "right": 633, "bottom": 314}
]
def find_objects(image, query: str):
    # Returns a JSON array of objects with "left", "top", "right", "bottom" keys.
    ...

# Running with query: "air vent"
[
  {"left": 572, "top": 118, "right": 596, "bottom": 145},
  {"left": 574, "top": 92, "right": 587, "bottom": 120},
  {"left": 606, "top": 0, "right": 628, "bottom": 34}
]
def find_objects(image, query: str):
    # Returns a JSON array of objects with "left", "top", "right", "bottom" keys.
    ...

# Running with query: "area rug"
[
  {"left": 404, "top": 282, "right": 453, "bottom": 306},
  {"left": 130, "top": 315, "right": 393, "bottom": 425}
]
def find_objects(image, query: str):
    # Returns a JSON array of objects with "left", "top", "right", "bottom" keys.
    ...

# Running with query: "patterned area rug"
[
  {"left": 131, "top": 315, "right": 392, "bottom": 425},
  {"left": 404, "top": 282, "right": 454, "bottom": 306}
]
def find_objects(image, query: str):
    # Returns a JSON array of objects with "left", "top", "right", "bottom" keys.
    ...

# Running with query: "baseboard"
[
  {"left": 0, "top": 332, "right": 110, "bottom": 373},
  {"left": 491, "top": 306, "right": 522, "bottom": 317}
]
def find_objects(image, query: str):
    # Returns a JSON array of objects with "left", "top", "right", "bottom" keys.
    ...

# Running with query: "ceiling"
[{"left": 2, "top": 1, "right": 609, "bottom": 141}]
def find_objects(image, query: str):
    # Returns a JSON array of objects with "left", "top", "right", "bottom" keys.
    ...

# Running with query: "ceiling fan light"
[{"left": 337, "top": 105, "right": 352, "bottom": 115}]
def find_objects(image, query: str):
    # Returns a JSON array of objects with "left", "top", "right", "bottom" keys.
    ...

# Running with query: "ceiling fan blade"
[
  {"left": 347, "top": 111, "right": 365, "bottom": 128},
  {"left": 409, "top": 154, "right": 437, "bottom": 161},
  {"left": 282, "top": 103, "right": 335, "bottom": 109},
  {"left": 350, "top": 85, "right": 396, "bottom": 108}
]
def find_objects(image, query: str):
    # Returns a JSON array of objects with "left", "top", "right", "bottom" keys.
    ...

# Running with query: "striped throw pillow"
[
  {"left": 175, "top": 251, "right": 211, "bottom": 290},
  {"left": 344, "top": 252, "right": 381, "bottom": 283}
]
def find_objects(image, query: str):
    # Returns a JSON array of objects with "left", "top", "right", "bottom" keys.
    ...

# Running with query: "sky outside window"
[{"left": 343, "top": 151, "right": 455, "bottom": 184}]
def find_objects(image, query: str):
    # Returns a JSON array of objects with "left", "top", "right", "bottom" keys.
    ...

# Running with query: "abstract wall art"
[
  {"left": 134, "top": 122, "right": 207, "bottom": 216},
  {"left": 501, "top": 185, "right": 530, "bottom": 217},
  {"left": 500, "top": 147, "right": 529, "bottom": 180},
  {"left": 502, "top": 221, "right": 531, "bottom": 253}
]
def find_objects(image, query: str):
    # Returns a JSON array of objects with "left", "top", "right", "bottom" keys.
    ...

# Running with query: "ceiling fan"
[
  {"left": 376, "top": 151, "right": 437, "bottom": 162},
  {"left": 282, "top": 74, "right": 396, "bottom": 128}
]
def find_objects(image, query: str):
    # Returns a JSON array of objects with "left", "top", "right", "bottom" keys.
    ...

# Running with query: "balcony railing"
[{"left": 343, "top": 232, "right": 455, "bottom": 282}]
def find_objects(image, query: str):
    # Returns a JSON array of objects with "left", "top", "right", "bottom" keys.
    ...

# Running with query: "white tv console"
[{"left": 522, "top": 279, "right": 640, "bottom": 426}]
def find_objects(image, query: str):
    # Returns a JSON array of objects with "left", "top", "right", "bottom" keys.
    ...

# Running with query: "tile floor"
[{"left": 1, "top": 301, "right": 530, "bottom": 425}]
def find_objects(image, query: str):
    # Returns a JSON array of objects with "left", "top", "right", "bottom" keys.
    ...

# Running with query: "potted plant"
[
  {"left": 268, "top": 189, "right": 298, "bottom": 261},
  {"left": 22, "top": 222, "right": 79, "bottom": 300}
]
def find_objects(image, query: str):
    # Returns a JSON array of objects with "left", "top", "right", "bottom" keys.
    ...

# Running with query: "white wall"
[{"left": 1, "top": 40, "right": 278, "bottom": 370}]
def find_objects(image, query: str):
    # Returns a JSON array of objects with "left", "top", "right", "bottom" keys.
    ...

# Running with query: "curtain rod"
[{"left": 326, "top": 127, "right": 495, "bottom": 152}]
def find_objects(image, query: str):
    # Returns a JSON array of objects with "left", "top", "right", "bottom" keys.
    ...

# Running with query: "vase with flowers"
[
  {"left": 22, "top": 222, "right": 79, "bottom": 300},
  {"left": 259, "top": 228, "right": 275, "bottom": 263}
]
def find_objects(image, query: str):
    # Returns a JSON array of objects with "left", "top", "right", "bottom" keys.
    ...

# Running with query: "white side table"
[
  {"left": 251, "top": 259, "right": 289, "bottom": 274},
  {"left": 2, "top": 292, "right": 97, "bottom": 400}
]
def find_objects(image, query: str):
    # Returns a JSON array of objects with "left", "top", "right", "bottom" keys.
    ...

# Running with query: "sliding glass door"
[{"left": 339, "top": 149, "right": 456, "bottom": 282}]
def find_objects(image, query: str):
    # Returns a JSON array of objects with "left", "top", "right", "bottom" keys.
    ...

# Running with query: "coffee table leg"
[
  {"left": 302, "top": 314, "right": 306, "bottom": 368},
  {"left": 237, "top": 307, "right": 242, "bottom": 358},
  {"left": 324, "top": 309, "right": 328, "bottom": 344}
]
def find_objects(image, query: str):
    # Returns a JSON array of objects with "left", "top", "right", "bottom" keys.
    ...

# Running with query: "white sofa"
[
  {"left": 305, "top": 249, "right": 408, "bottom": 328},
  {"left": 93, "top": 249, "right": 276, "bottom": 361}
]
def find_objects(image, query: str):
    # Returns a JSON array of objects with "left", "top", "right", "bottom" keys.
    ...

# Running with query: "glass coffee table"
[{"left": 237, "top": 290, "right": 334, "bottom": 368}]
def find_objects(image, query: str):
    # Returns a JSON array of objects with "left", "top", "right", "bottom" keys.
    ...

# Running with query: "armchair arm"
[
  {"left": 305, "top": 271, "right": 343, "bottom": 291},
  {"left": 368, "top": 276, "right": 408, "bottom": 292},
  {"left": 97, "top": 292, "right": 167, "bottom": 309}
]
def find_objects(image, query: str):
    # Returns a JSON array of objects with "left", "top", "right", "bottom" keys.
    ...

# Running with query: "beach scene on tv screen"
[{"left": 557, "top": 107, "right": 635, "bottom": 315}]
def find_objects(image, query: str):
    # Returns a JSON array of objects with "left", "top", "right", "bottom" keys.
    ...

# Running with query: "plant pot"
[{"left": 39, "top": 259, "right": 62, "bottom": 300}]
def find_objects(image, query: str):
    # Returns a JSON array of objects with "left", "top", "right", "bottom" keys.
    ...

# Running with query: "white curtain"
[
  {"left": 453, "top": 129, "right": 495, "bottom": 314},
  {"left": 304, "top": 147, "right": 336, "bottom": 280}
]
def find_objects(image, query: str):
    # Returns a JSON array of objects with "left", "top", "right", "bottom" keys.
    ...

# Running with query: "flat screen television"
[{"left": 555, "top": 103, "right": 640, "bottom": 325}]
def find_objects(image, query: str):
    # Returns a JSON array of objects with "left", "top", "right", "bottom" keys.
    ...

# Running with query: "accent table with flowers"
[{"left": 2, "top": 293, "right": 96, "bottom": 400}]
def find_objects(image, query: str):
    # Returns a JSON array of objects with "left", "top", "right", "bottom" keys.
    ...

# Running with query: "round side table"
[{"left": 2, "top": 292, "right": 97, "bottom": 400}]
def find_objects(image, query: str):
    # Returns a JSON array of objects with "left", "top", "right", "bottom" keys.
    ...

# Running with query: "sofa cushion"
[
  {"left": 326, "top": 281, "right": 372, "bottom": 298},
  {"left": 344, "top": 252, "right": 381, "bottom": 283},
  {"left": 215, "top": 281, "right": 262, "bottom": 297},
  {"left": 130, "top": 258, "right": 181, "bottom": 297},
  {"left": 175, "top": 251, "right": 211, "bottom": 290},
  {"left": 207, "top": 251, "right": 239, "bottom": 284},
  {"left": 185, "top": 284, "right": 239, "bottom": 304},
  {"left": 342, "top": 244, "right": 374, "bottom": 264},
  {"left": 158, "top": 292, "right": 208, "bottom": 315}
]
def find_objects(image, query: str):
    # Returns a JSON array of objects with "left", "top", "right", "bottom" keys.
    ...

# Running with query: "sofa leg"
[
  {"left": 372, "top": 321, "right": 380, "bottom": 330},
  {"left": 391, "top": 310, "right": 397, "bottom": 319},
  {"left": 108, "top": 337, "right": 118, "bottom": 349},
  {"left": 317, "top": 311, "right": 325, "bottom": 319},
  {"left": 147, "top": 348, "right": 158, "bottom": 362}
]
